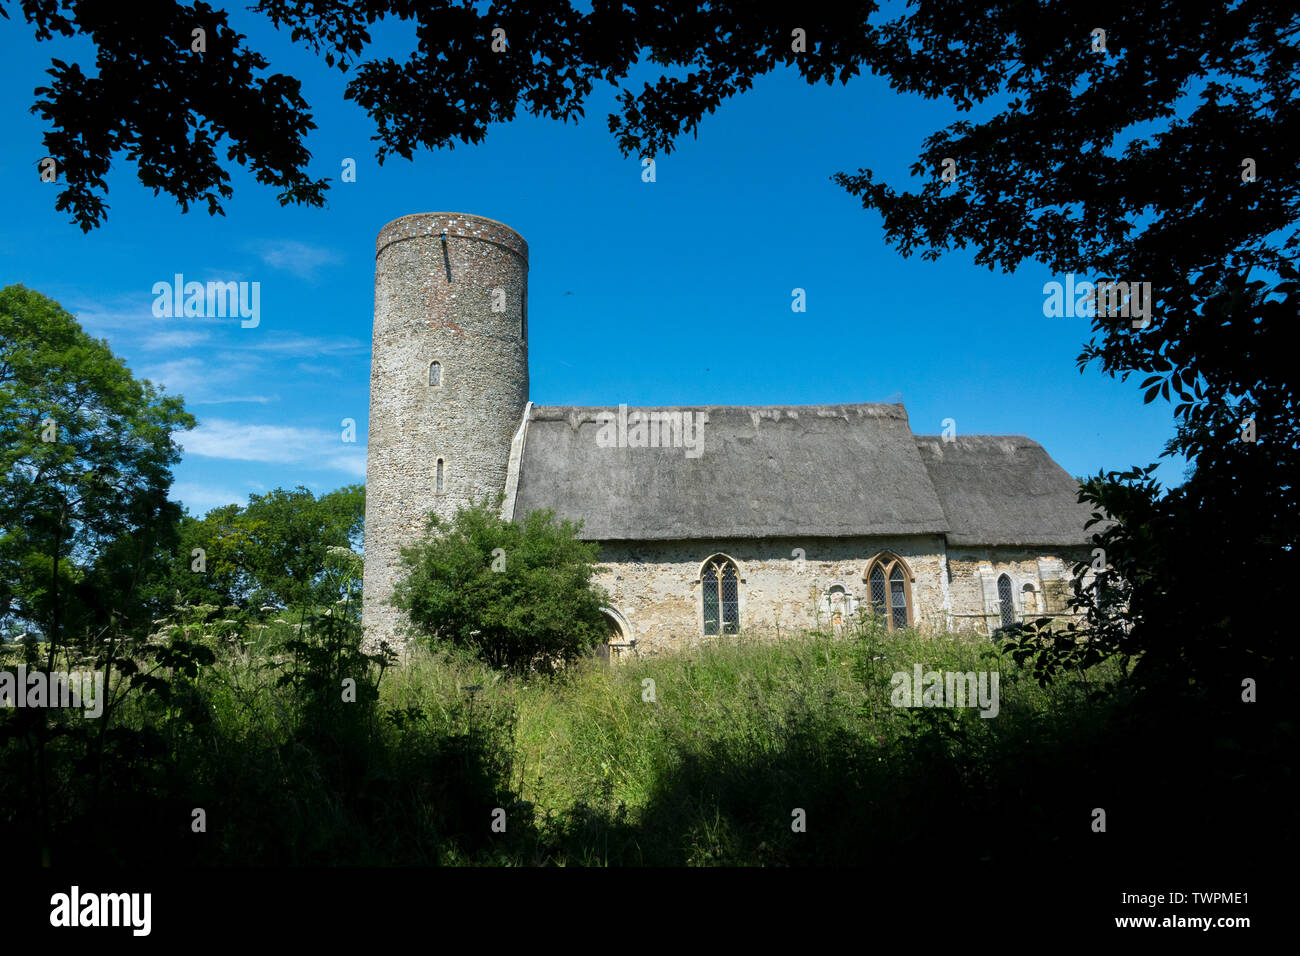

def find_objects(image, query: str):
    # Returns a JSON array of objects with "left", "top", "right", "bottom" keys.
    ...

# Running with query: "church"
[{"left": 362, "top": 213, "right": 1095, "bottom": 656}]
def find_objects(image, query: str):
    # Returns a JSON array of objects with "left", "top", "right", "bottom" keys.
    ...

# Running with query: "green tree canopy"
[
  {"left": 12, "top": 1, "right": 1296, "bottom": 687},
  {"left": 0, "top": 283, "right": 195, "bottom": 646},
  {"left": 171, "top": 483, "right": 365, "bottom": 612},
  {"left": 393, "top": 500, "right": 610, "bottom": 674}
]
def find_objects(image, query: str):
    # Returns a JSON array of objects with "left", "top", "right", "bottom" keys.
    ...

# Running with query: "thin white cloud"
[
  {"left": 142, "top": 329, "right": 212, "bottom": 350},
  {"left": 193, "top": 394, "right": 280, "bottom": 406},
  {"left": 220, "top": 334, "right": 368, "bottom": 357},
  {"left": 181, "top": 418, "right": 366, "bottom": 475},
  {"left": 137, "top": 357, "right": 250, "bottom": 404},
  {"left": 254, "top": 240, "right": 345, "bottom": 279},
  {"left": 324, "top": 450, "right": 368, "bottom": 478},
  {"left": 296, "top": 361, "right": 346, "bottom": 377}
]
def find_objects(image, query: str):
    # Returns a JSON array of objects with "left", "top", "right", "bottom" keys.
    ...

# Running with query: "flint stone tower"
[{"left": 363, "top": 213, "right": 529, "bottom": 650}]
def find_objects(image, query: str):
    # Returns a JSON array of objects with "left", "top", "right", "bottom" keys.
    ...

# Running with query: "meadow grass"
[
  {"left": 24, "top": 614, "right": 1239, "bottom": 867},
  {"left": 375, "top": 620, "right": 1125, "bottom": 864}
]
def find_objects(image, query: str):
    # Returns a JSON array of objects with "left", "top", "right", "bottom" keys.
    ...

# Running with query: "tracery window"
[
  {"left": 700, "top": 555, "right": 740, "bottom": 635},
  {"left": 865, "top": 553, "right": 913, "bottom": 632}
]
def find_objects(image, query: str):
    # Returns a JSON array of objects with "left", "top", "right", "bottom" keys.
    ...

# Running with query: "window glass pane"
[
  {"left": 721, "top": 567, "right": 739, "bottom": 633},
  {"left": 429, "top": 362, "right": 441, "bottom": 386},
  {"left": 998, "top": 574, "right": 1015, "bottom": 627},
  {"left": 870, "top": 567, "right": 887, "bottom": 618},
  {"left": 890, "top": 577, "right": 907, "bottom": 629},
  {"left": 702, "top": 565, "right": 719, "bottom": 635}
]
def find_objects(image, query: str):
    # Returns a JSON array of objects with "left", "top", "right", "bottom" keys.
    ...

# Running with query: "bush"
[{"left": 393, "top": 500, "right": 610, "bottom": 674}]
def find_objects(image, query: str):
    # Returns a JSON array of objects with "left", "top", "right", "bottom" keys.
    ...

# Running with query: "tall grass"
[{"left": 9, "top": 612, "right": 1283, "bottom": 868}]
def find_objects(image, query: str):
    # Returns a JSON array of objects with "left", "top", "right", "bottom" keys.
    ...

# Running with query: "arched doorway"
[{"left": 597, "top": 608, "right": 632, "bottom": 663}]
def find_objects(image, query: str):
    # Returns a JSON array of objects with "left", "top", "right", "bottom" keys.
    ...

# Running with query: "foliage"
[
  {"left": 5, "top": 622, "right": 1289, "bottom": 868},
  {"left": 0, "top": 283, "right": 194, "bottom": 648},
  {"left": 11, "top": 3, "right": 1296, "bottom": 693},
  {"left": 6, "top": 0, "right": 327, "bottom": 231},
  {"left": 273, "top": 545, "right": 390, "bottom": 734},
  {"left": 393, "top": 500, "right": 610, "bottom": 674},
  {"left": 169, "top": 484, "right": 365, "bottom": 612}
]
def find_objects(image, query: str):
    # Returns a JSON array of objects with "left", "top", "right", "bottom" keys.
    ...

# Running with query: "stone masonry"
[
  {"left": 362, "top": 213, "right": 529, "bottom": 649},
  {"left": 362, "top": 212, "right": 1093, "bottom": 655}
]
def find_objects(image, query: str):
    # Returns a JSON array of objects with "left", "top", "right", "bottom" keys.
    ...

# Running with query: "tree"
[
  {"left": 9, "top": 0, "right": 877, "bottom": 229},
  {"left": 14, "top": 1, "right": 1296, "bottom": 687},
  {"left": 393, "top": 500, "right": 610, "bottom": 674},
  {"left": 0, "top": 284, "right": 195, "bottom": 649},
  {"left": 169, "top": 484, "right": 365, "bottom": 612}
]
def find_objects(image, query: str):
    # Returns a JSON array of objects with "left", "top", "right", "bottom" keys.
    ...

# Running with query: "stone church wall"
[
  {"left": 945, "top": 546, "right": 1091, "bottom": 635},
  {"left": 592, "top": 539, "right": 1092, "bottom": 653},
  {"left": 591, "top": 535, "right": 951, "bottom": 655}
]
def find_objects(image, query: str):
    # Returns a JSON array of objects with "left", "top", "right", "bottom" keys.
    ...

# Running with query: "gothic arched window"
[
  {"left": 429, "top": 361, "right": 442, "bottom": 387},
  {"left": 998, "top": 574, "right": 1016, "bottom": 627},
  {"left": 864, "top": 553, "right": 913, "bottom": 632},
  {"left": 700, "top": 555, "right": 740, "bottom": 635}
]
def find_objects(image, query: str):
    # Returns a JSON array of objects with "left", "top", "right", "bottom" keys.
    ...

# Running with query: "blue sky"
[{"left": 0, "top": 10, "right": 1186, "bottom": 517}]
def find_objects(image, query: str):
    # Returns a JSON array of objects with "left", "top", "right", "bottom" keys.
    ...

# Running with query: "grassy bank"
[{"left": 3, "top": 616, "right": 1287, "bottom": 868}]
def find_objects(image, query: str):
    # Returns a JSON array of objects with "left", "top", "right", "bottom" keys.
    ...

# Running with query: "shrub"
[{"left": 393, "top": 500, "right": 610, "bottom": 674}]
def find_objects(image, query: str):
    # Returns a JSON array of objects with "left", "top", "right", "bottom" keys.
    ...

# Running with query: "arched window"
[
  {"left": 428, "top": 361, "right": 442, "bottom": 387},
  {"left": 435, "top": 458, "right": 445, "bottom": 494},
  {"left": 864, "top": 553, "right": 913, "bottom": 632},
  {"left": 998, "top": 574, "right": 1016, "bottom": 627},
  {"left": 700, "top": 555, "right": 740, "bottom": 635}
]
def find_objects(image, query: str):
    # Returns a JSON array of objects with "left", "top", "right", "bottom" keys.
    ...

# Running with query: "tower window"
[
  {"left": 429, "top": 361, "right": 442, "bottom": 387},
  {"left": 436, "top": 458, "right": 445, "bottom": 494}
]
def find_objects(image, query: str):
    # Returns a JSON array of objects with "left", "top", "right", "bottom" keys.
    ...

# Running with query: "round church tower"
[{"left": 363, "top": 213, "right": 529, "bottom": 649}]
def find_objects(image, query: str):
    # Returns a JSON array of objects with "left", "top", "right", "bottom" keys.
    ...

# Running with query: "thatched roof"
[
  {"left": 509, "top": 403, "right": 1093, "bottom": 546},
  {"left": 913, "top": 435, "right": 1096, "bottom": 546}
]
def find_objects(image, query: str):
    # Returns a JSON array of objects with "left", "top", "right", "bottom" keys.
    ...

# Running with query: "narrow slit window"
[
  {"left": 998, "top": 574, "right": 1016, "bottom": 627},
  {"left": 436, "top": 458, "right": 445, "bottom": 493},
  {"left": 429, "top": 361, "right": 441, "bottom": 387}
]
